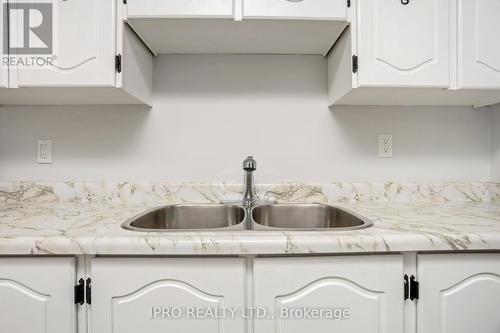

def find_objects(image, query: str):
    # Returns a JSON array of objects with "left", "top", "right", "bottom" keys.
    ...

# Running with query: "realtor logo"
[{"left": 3, "top": 2, "right": 53, "bottom": 55}]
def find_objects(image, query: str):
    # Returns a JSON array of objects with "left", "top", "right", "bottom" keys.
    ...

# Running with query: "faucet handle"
[{"left": 243, "top": 156, "right": 257, "bottom": 171}]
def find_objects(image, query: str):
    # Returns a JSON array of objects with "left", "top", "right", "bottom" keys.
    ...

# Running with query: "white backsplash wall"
[
  {"left": 0, "top": 55, "right": 494, "bottom": 182},
  {"left": 492, "top": 104, "right": 500, "bottom": 182}
]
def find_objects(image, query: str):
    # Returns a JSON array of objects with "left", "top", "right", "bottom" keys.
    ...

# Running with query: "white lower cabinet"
[
  {"left": 417, "top": 253, "right": 500, "bottom": 333},
  {"left": 254, "top": 255, "right": 404, "bottom": 333},
  {"left": 90, "top": 257, "right": 247, "bottom": 333},
  {"left": 2, "top": 253, "right": 500, "bottom": 333},
  {"left": 0, "top": 69, "right": 6, "bottom": 89},
  {"left": 0, "top": 257, "right": 77, "bottom": 333},
  {"left": 0, "top": 0, "right": 7, "bottom": 88}
]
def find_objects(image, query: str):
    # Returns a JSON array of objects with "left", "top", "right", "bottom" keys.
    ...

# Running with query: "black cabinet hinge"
[
  {"left": 86, "top": 278, "right": 92, "bottom": 305},
  {"left": 347, "top": 0, "right": 351, "bottom": 8},
  {"left": 410, "top": 275, "right": 419, "bottom": 300},
  {"left": 352, "top": 55, "right": 358, "bottom": 73},
  {"left": 115, "top": 54, "right": 122, "bottom": 73},
  {"left": 74, "top": 278, "right": 85, "bottom": 305},
  {"left": 403, "top": 275, "right": 409, "bottom": 300},
  {"left": 75, "top": 278, "right": 91, "bottom": 305},
  {"left": 404, "top": 274, "right": 419, "bottom": 301}
]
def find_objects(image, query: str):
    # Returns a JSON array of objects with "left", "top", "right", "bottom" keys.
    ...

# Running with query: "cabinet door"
[
  {"left": 91, "top": 258, "right": 246, "bottom": 333},
  {"left": 254, "top": 255, "right": 404, "bottom": 333},
  {"left": 0, "top": 257, "right": 77, "bottom": 333},
  {"left": 13, "top": 0, "right": 116, "bottom": 87},
  {"left": 357, "top": 0, "right": 449, "bottom": 87},
  {"left": 417, "top": 253, "right": 500, "bottom": 333},
  {"left": 458, "top": 0, "right": 500, "bottom": 89},
  {"left": 126, "top": 0, "right": 234, "bottom": 18},
  {"left": 0, "top": 1, "right": 7, "bottom": 88},
  {"left": 243, "top": 0, "right": 347, "bottom": 20}
]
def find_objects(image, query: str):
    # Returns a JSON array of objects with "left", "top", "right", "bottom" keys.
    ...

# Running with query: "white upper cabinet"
[
  {"left": 417, "top": 254, "right": 500, "bottom": 333},
  {"left": 0, "top": 257, "right": 76, "bottom": 333},
  {"left": 328, "top": 0, "right": 500, "bottom": 107},
  {"left": 91, "top": 258, "right": 246, "bottom": 333},
  {"left": 243, "top": 0, "right": 347, "bottom": 20},
  {"left": 357, "top": 0, "right": 449, "bottom": 87},
  {"left": 458, "top": 0, "right": 500, "bottom": 89},
  {"left": 0, "top": 0, "right": 152, "bottom": 105},
  {"left": 254, "top": 255, "right": 404, "bottom": 333},
  {"left": 11, "top": 0, "right": 115, "bottom": 87},
  {"left": 126, "top": 0, "right": 234, "bottom": 18},
  {"left": 0, "top": 1, "right": 7, "bottom": 88}
]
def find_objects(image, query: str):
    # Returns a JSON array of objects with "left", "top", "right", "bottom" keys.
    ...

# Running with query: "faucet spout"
[{"left": 242, "top": 156, "right": 257, "bottom": 208}]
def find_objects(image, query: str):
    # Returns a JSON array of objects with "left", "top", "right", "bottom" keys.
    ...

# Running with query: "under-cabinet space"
[{"left": 125, "top": 0, "right": 347, "bottom": 55}]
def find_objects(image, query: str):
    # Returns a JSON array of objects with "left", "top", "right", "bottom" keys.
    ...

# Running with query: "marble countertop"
[{"left": 1, "top": 201, "right": 500, "bottom": 255}]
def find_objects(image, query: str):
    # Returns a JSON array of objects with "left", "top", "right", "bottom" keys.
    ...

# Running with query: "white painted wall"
[
  {"left": 0, "top": 55, "right": 493, "bottom": 182},
  {"left": 491, "top": 104, "right": 500, "bottom": 182}
]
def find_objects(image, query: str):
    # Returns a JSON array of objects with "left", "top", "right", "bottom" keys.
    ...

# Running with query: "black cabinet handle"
[{"left": 401, "top": 0, "right": 409, "bottom": 4}]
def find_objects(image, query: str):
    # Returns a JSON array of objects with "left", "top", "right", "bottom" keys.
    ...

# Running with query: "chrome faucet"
[
  {"left": 220, "top": 156, "right": 274, "bottom": 212},
  {"left": 242, "top": 156, "right": 257, "bottom": 208}
]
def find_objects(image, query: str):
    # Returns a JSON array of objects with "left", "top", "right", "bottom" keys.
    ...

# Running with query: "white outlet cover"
[
  {"left": 38, "top": 140, "right": 52, "bottom": 164},
  {"left": 378, "top": 134, "right": 393, "bottom": 158}
]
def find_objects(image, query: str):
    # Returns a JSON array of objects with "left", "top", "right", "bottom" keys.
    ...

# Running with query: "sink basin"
[
  {"left": 122, "top": 203, "right": 372, "bottom": 232},
  {"left": 122, "top": 204, "right": 246, "bottom": 232},
  {"left": 251, "top": 203, "right": 373, "bottom": 230}
]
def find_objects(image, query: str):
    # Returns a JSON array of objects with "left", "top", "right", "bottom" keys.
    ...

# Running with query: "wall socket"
[
  {"left": 37, "top": 140, "right": 52, "bottom": 164},
  {"left": 378, "top": 135, "right": 393, "bottom": 158}
]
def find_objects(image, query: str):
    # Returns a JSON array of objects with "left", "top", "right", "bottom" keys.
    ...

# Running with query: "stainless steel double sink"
[{"left": 121, "top": 203, "right": 373, "bottom": 232}]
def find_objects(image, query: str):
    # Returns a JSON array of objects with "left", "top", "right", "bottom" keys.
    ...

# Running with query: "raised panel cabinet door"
[
  {"left": 254, "top": 255, "right": 404, "bottom": 333},
  {"left": 357, "top": 0, "right": 450, "bottom": 87},
  {"left": 0, "top": 257, "right": 77, "bottom": 333},
  {"left": 0, "top": 0, "right": 7, "bottom": 87},
  {"left": 459, "top": 0, "right": 500, "bottom": 88},
  {"left": 417, "top": 253, "right": 500, "bottom": 333},
  {"left": 91, "top": 258, "right": 246, "bottom": 333},
  {"left": 13, "top": 0, "right": 115, "bottom": 87}
]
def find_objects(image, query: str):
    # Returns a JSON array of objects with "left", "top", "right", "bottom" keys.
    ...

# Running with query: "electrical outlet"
[
  {"left": 378, "top": 135, "right": 393, "bottom": 158},
  {"left": 38, "top": 140, "right": 52, "bottom": 164}
]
